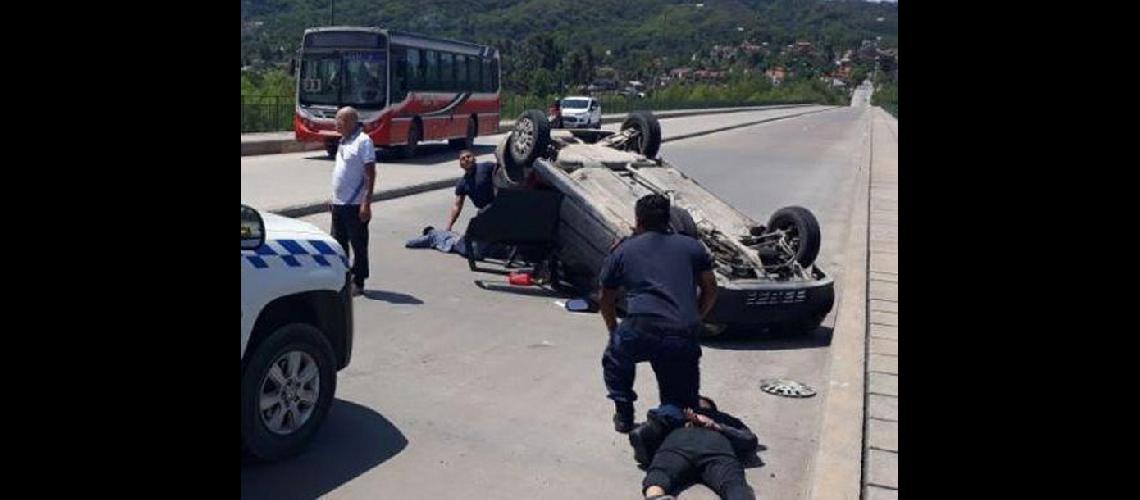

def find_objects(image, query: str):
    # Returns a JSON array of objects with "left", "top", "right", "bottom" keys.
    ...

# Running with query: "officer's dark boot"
[{"left": 614, "top": 401, "right": 635, "bottom": 433}]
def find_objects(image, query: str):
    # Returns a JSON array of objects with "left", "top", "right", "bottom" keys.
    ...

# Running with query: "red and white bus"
[{"left": 293, "top": 27, "right": 501, "bottom": 158}]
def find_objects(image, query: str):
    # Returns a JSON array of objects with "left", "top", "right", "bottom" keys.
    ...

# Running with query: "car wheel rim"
[
  {"left": 258, "top": 350, "right": 320, "bottom": 435},
  {"left": 513, "top": 118, "right": 535, "bottom": 157}
]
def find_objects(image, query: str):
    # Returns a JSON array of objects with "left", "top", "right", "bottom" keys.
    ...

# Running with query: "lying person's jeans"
[
  {"left": 404, "top": 228, "right": 509, "bottom": 260},
  {"left": 405, "top": 228, "right": 464, "bottom": 253}
]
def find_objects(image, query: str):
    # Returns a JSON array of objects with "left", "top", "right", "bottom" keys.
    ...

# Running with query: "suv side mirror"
[{"left": 242, "top": 204, "right": 266, "bottom": 250}]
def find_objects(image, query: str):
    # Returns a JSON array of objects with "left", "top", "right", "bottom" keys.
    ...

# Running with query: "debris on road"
[{"left": 759, "top": 379, "right": 818, "bottom": 398}]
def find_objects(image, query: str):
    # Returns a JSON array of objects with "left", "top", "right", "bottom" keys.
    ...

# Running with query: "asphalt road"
[{"left": 241, "top": 99, "right": 874, "bottom": 499}]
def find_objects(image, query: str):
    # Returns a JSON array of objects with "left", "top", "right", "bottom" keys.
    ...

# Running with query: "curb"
[
  {"left": 271, "top": 177, "right": 463, "bottom": 218},
  {"left": 806, "top": 106, "right": 872, "bottom": 499}
]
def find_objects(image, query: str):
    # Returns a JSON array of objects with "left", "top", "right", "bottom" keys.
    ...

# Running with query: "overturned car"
[{"left": 474, "top": 110, "right": 834, "bottom": 336}]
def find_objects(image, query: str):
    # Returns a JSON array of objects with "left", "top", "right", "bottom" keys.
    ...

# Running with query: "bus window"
[
  {"left": 491, "top": 59, "right": 499, "bottom": 92},
  {"left": 455, "top": 55, "right": 467, "bottom": 91},
  {"left": 407, "top": 48, "right": 421, "bottom": 90},
  {"left": 439, "top": 53, "right": 454, "bottom": 91},
  {"left": 342, "top": 51, "right": 385, "bottom": 108},
  {"left": 299, "top": 55, "right": 340, "bottom": 106},
  {"left": 469, "top": 56, "right": 480, "bottom": 92},
  {"left": 424, "top": 50, "right": 438, "bottom": 90},
  {"left": 482, "top": 58, "right": 492, "bottom": 92},
  {"left": 391, "top": 49, "right": 408, "bottom": 103}
]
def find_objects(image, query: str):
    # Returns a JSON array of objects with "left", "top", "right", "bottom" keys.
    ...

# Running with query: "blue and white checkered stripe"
[{"left": 241, "top": 239, "right": 348, "bottom": 270}]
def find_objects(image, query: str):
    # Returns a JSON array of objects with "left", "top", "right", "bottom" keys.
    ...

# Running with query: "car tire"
[
  {"left": 669, "top": 207, "right": 699, "bottom": 238},
  {"left": 620, "top": 111, "right": 662, "bottom": 159},
  {"left": 508, "top": 110, "right": 551, "bottom": 167},
  {"left": 766, "top": 206, "right": 821, "bottom": 268},
  {"left": 325, "top": 142, "right": 338, "bottom": 159},
  {"left": 241, "top": 323, "right": 337, "bottom": 462},
  {"left": 494, "top": 135, "right": 526, "bottom": 189}
]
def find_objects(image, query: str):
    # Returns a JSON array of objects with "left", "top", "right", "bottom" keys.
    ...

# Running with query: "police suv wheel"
[{"left": 241, "top": 323, "right": 337, "bottom": 461}]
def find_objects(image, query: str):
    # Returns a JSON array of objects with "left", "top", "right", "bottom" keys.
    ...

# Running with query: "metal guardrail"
[
  {"left": 241, "top": 95, "right": 294, "bottom": 133},
  {"left": 242, "top": 94, "right": 820, "bottom": 133}
]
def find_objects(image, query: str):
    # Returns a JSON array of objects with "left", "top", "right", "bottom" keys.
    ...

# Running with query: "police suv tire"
[
  {"left": 621, "top": 111, "right": 662, "bottom": 159},
  {"left": 766, "top": 206, "right": 821, "bottom": 268},
  {"left": 241, "top": 323, "right": 337, "bottom": 462},
  {"left": 508, "top": 110, "right": 551, "bottom": 166}
]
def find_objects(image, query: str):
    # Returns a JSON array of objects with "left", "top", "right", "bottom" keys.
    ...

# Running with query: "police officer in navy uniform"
[{"left": 599, "top": 194, "right": 719, "bottom": 433}]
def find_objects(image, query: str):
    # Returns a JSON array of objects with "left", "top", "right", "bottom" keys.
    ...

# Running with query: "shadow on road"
[
  {"left": 241, "top": 399, "right": 407, "bottom": 500},
  {"left": 363, "top": 289, "right": 424, "bottom": 305},
  {"left": 700, "top": 326, "right": 834, "bottom": 351}
]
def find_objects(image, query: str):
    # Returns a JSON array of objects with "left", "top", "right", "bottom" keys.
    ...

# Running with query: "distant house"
[
  {"left": 765, "top": 66, "right": 788, "bottom": 85},
  {"left": 740, "top": 42, "right": 764, "bottom": 54},
  {"left": 693, "top": 69, "right": 727, "bottom": 81},
  {"left": 669, "top": 67, "right": 693, "bottom": 79},
  {"left": 711, "top": 44, "right": 737, "bottom": 60},
  {"left": 858, "top": 40, "right": 879, "bottom": 59},
  {"left": 595, "top": 66, "right": 618, "bottom": 79}
]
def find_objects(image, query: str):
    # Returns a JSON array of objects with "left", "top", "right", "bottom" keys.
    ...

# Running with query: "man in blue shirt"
[
  {"left": 446, "top": 149, "right": 496, "bottom": 232},
  {"left": 600, "top": 194, "right": 719, "bottom": 433}
]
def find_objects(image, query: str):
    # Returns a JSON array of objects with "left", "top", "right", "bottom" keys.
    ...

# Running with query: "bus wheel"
[
  {"left": 449, "top": 117, "right": 477, "bottom": 150},
  {"left": 401, "top": 121, "right": 421, "bottom": 159}
]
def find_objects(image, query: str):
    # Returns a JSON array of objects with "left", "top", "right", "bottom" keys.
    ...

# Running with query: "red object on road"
[{"left": 508, "top": 271, "right": 535, "bottom": 286}]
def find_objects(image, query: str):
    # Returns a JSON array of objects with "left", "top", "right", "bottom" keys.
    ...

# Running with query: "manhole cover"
[{"left": 760, "top": 379, "right": 817, "bottom": 398}]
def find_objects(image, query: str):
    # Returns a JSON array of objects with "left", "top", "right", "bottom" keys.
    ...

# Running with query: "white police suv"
[{"left": 241, "top": 204, "right": 353, "bottom": 461}]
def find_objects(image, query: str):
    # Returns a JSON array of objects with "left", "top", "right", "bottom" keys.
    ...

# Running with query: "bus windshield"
[{"left": 299, "top": 51, "right": 387, "bottom": 108}]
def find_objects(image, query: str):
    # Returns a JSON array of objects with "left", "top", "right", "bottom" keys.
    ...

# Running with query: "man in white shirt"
[{"left": 330, "top": 106, "right": 377, "bottom": 296}]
